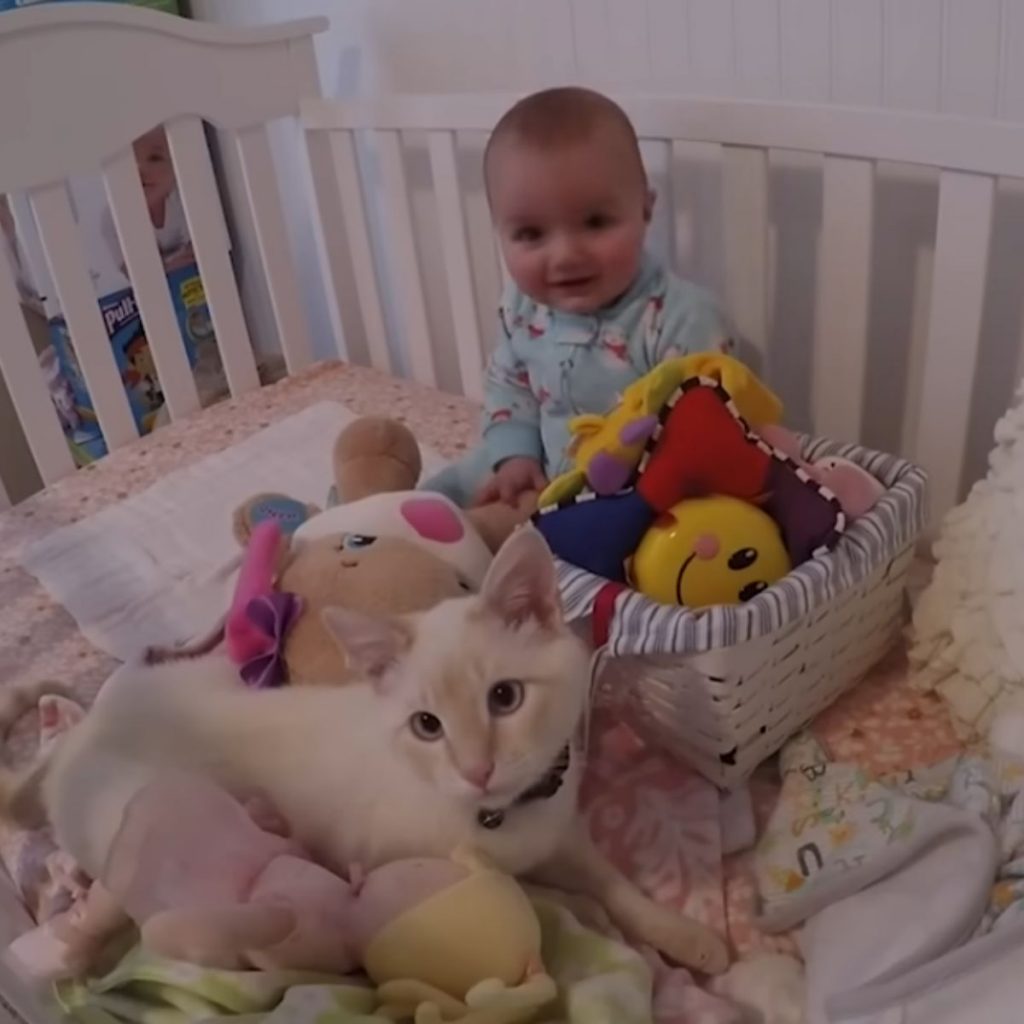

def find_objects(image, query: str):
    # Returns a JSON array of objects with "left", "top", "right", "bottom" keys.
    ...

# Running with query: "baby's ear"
[
  {"left": 320, "top": 607, "right": 412, "bottom": 685},
  {"left": 480, "top": 525, "right": 561, "bottom": 631},
  {"left": 644, "top": 186, "right": 657, "bottom": 223}
]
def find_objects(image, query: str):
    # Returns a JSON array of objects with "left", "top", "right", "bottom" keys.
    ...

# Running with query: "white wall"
[{"left": 189, "top": 0, "right": 1024, "bottom": 493}]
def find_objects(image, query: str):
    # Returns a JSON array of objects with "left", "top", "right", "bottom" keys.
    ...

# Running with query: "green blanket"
[{"left": 56, "top": 901, "right": 656, "bottom": 1024}]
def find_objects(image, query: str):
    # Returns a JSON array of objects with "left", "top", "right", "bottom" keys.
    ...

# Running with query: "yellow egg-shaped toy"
[{"left": 630, "top": 496, "right": 791, "bottom": 607}]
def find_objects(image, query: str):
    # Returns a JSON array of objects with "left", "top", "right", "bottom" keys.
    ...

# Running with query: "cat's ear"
[
  {"left": 321, "top": 607, "right": 411, "bottom": 683},
  {"left": 479, "top": 524, "right": 561, "bottom": 630}
]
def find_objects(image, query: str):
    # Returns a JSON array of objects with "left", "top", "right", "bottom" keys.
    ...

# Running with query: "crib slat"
[
  {"left": 319, "top": 129, "right": 392, "bottom": 372},
  {"left": 303, "top": 130, "right": 354, "bottom": 363},
  {"left": 812, "top": 156, "right": 874, "bottom": 441},
  {"left": 103, "top": 147, "right": 200, "bottom": 422},
  {"left": 0, "top": 249, "right": 76, "bottom": 486},
  {"left": 428, "top": 130, "right": 483, "bottom": 401},
  {"left": 721, "top": 145, "right": 770, "bottom": 356},
  {"left": 235, "top": 125, "right": 313, "bottom": 375},
  {"left": 375, "top": 129, "right": 437, "bottom": 388},
  {"left": 29, "top": 181, "right": 138, "bottom": 451},
  {"left": 669, "top": 139, "right": 723, "bottom": 280},
  {"left": 914, "top": 169, "right": 994, "bottom": 519},
  {"left": 166, "top": 117, "right": 260, "bottom": 397}
]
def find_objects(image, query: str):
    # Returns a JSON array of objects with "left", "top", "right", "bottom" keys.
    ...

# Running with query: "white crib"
[
  {"left": 3, "top": 8, "right": 1024, "bottom": 526},
  {"left": 3, "top": 3, "right": 1024, "bottom": 1019},
  {"left": 300, "top": 92, "right": 1024, "bottom": 530}
]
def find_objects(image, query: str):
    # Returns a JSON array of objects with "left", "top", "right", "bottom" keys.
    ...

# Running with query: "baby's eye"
[
  {"left": 410, "top": 712, "right": 444, "bottom": 741},
  {"left": 512, "top": 226, "right": 543, "bottom": 244},
  {"left": 585, "top": 213, "right": 613, "bottom": 231}
]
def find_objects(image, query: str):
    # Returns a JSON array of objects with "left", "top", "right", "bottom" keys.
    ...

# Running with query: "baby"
[
  {"left": 423, "top": 87, "right": 731, "bottom": 508},
  {"left": 101, "top": 126, "right": 194, "bottom": 276}
]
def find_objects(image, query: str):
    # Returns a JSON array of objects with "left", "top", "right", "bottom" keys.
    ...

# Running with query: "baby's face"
[
  {"left": 489, "top": 136, "right": 651, "bottom": 314},
  {"left": 133, "top": 128, "right": 176, "bottom": 207}
]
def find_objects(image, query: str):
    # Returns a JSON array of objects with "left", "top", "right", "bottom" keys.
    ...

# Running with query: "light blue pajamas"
[{"left": 422, "top": 253, "right": 731, "bottom": 507}]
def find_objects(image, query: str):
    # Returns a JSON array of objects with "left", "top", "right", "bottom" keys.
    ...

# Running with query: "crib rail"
[
  {"left": 0, "top": 5, "right": 327, "bottom": 504},
  {"left": 303, "top": 92, "right": 1024, "bottom": 524}
]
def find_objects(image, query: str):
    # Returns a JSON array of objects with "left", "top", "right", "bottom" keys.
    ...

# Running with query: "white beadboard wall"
[{"left": 189, "top": 0, "right": 1024, "bottom": 495}]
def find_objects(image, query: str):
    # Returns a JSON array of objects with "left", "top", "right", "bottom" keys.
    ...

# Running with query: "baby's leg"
[{"left": 419, "top": 446, "right": 491, "bottom": 508}]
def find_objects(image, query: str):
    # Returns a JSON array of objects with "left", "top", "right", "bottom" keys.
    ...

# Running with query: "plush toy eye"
[
  {"left": 738, "top": 581, "right": 768, "bottom": 602},
  {"left": 488, "top": 680, "right": 525, "bottom": 716},
  {"left": 342, "top": 534, "right": 376, "bottom": 550},
  {"left": 728, "top": 547, "right": 758, "bottom": 570},
  {"left": 410, "top": 712, "right": 444, "bottom": 741}
]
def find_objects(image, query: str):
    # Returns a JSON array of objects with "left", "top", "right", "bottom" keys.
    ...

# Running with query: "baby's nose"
[{"left": 550, "top": 232, "right": 583, "bottom": 267}]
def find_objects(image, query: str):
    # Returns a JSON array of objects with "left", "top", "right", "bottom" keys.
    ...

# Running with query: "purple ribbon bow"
[{"left": 239, "top": 591, "right": 303, "bottom": 688}]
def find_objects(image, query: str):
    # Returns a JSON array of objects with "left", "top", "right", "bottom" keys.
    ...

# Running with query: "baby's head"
[
  {"left": 132, "top": 127, "right": 176, "bottom": 209},
  {"left": 485, "top": 87, "right": 652, "bottom": 315}
]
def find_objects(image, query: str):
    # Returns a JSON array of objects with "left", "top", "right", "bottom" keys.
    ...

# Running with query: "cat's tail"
[{"left": 0, "top": 677, "right": 81, "bottom": 827}]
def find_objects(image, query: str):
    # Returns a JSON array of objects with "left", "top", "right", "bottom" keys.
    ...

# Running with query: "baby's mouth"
[{"left": 550, "top": 275, "right": 596, "bottom": 290}]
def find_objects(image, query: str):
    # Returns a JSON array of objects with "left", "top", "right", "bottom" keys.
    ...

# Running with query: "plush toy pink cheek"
[{"left": 400, "top": 498, "right": 465, "bottom": 543}]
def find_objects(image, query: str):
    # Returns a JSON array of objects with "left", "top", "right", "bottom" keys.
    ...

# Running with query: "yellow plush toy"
[
  {"left": 538, "top": 353, "right": 782, "bottom": 507},
  {"left": 356, "top": 848, "right": 556, "bottom": 1024},
  {"left": 629, "top": 495, "right": 791, "bottom": 607}
]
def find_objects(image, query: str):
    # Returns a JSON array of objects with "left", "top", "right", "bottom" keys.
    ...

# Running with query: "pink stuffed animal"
[
  {"left": 13, "top": 771, "right": 549, "bottom": 1014},
  {"left": 758, "top": 424, "right": 884, "bottom": 519},
  {"left": 104, "top": 772, "right": 358, "bottom": 973}
]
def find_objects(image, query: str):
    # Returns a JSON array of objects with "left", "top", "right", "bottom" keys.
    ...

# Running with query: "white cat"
[{"left": 29, "top": 526, "right": 728, "bottom": 974}]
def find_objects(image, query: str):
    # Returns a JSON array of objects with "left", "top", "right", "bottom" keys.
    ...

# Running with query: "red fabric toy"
[{"left": 637, "top": 383, "right": 772, "bottom": 512}]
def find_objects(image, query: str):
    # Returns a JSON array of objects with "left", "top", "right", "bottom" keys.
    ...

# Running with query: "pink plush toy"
[
  {"left": 104, "top": 772, "right": 358, "bottom": 973},
  {"left": 13, "top": 772, "right": 550, "bottom": 1017},
  {"left": 758, "top": 424, "right": 885, "bottom": 519}
]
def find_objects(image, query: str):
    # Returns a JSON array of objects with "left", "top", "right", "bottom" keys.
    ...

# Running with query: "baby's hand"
[{"left": 474, "top": 457, "right": 547, "bottom": 507}]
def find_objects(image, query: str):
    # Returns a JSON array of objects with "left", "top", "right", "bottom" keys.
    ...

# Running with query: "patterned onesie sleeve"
[
  {"left": 481, "top": 285, "right": 544, "bottom": 470},
  {"left": 643, "top": 276, "right": 733, "bottom": 368}
]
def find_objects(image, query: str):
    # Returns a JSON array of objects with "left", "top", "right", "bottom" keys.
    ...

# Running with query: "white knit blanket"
[{"left": 909, "top": 381, "right": 1024, "bottom": 738}]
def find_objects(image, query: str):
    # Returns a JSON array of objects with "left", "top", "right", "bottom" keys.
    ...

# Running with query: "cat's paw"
[{"left": 638, "top": 904, "right": 730, "bottom": 975}]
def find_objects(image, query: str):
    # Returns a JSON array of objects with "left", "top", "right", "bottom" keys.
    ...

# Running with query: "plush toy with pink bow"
[{"left": 155, "top": 417, "right": 531, "bottom": 689}]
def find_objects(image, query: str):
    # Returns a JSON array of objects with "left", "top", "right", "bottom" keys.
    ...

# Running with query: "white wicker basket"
[{"left": 558, "top": 438, "right": 927, "bottom": 790}]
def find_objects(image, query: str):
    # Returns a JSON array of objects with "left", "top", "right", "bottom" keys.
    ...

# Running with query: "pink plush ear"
[
  {"left": 400, "top": 497, "right": 465, "bottom": 543},
  {"left": 480, "top": 525, "right": 561, "bottom": 630},
  {"left": 320, "top": 607, "right": 412, "bottom": 682}
]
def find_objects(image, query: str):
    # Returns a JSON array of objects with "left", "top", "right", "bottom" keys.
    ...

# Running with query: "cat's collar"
[{"left": 476, "top": 745, "right": 571, "bottom": 831}]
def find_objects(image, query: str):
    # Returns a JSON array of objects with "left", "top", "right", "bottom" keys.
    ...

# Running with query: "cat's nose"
[{"left": 461, "top": 760, "right": 495, "bottom": 791}]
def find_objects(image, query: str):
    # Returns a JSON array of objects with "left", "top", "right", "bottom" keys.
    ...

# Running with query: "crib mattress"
[{"left": 0, "top": 360, "right": 962, "bottom": 974}]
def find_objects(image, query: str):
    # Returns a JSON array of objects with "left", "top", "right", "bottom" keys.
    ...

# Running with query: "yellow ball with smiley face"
[{"left": 629, "top": 496, "right": 791, "bottom": 607}]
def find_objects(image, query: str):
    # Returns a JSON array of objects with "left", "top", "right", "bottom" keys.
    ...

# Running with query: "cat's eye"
[
  {"left": 410, "top": 712, "right": 444, "bottom": 741},
  {"left": 488, "top": 680, "right": 525, "bottom": 716},
  {"left": 342, "top": 534, "right": 376, "bottom": 550}
]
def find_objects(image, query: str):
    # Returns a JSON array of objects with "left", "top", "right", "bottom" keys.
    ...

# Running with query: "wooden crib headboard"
[
  {"left": 0, "top": 4, "right": 327, "bottom": 505},
  {"left": 302, "top": 92, "right": 1024, "bottom": 525}
]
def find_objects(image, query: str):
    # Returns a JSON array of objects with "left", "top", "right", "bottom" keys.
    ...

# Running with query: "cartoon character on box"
[
  {"left": 122, "top": 334, "right": 163, "bottom": 410},
  {"left": 629, "top": 495, "right": 792, "bottom": 607}
]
